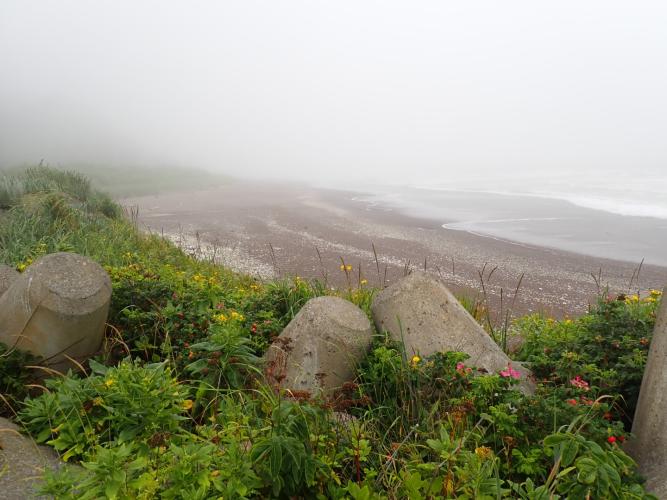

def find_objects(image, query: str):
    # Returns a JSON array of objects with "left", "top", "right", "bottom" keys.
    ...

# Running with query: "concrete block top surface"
[
  {"left": 371, "top": 270, "right": 493, "bottom": 353},
  {"left": 22, "top": 252, "right": 111, "bottom": 314},
  {"left": 288, "top": 295, "right": 372, "bottom": 333},
  {"left": 373, "top": 270, "right": 466, "bottom": 314}
]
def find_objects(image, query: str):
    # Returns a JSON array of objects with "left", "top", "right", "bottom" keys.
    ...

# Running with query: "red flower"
[
  {"left": 607, "top": 436, "right": 617, "bottom": 444},
  {"left": 566, "top": 398, "right": 578, "bottom": 406}
]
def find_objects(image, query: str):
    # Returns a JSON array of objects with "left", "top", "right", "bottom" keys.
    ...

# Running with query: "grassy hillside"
[
  {"left": 1, "top": 164, "right": 229, "bottom": 199},
  {"left": 0, "top": 167, "right": 660, "bottom": 498}
]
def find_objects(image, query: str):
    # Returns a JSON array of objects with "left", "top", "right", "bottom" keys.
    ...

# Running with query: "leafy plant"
[
  {"left": 0, "top": 342, "right": 38, "bottom": 416},
  {"left": 19, "top": 358, "right": 188, "bottom": 460},
  {"left": 251, "top": 400, "right": 328, "bottom": 498}
]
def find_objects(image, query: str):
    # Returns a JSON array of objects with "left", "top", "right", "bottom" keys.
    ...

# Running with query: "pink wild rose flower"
[
  {"left": 499, "top": 363, "right": 521, "bottom": 379},
  {"left": 570, "top": 376, "right": 590, "bottom": 391}
]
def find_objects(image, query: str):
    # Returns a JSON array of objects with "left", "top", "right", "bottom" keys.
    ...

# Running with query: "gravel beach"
[{"left": 124, "top": 182, "right": 667, "bottom": 319}]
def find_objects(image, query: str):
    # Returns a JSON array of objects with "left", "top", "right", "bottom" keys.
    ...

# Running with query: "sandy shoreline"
[{"left": 124, "top": 182, "right": 667, "bottom": 319}]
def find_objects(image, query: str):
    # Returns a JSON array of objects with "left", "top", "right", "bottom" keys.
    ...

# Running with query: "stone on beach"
[
  {"left": 264, "top": 296, "right": 373, "bottom": 395},
  {"left": 628, "top": 286, "right": 667, "bottom": 497},
  {"left": 371, "top": 271, "right": 534, "bottom": 393},
  {"left": 0, "top": 252, "right": 111, "bottom": 369}
]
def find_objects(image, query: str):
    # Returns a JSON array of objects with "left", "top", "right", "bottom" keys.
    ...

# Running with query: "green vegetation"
[
  {"left": 0, "top": 167, "right": 660, "bottom": 498},
  {"left": 1, "top": 163, "right": 228, "bottom": 199}
]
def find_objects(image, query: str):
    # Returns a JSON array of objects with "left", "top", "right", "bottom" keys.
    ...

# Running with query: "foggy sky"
[{"left": 1, "top": 1, "right": 665, "bottom": 184}]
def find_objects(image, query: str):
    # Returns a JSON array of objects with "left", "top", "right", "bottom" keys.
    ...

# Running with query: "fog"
[{"left": 1, "top": 1, "right": 666, "bottom": 186}]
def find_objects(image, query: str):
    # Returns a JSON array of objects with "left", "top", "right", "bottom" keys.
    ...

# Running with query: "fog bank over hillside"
[{"left": 1, "top": 1, "right": 666, "bottom": 187}]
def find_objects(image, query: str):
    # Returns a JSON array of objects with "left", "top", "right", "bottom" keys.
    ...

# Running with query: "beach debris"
[
  {"left": 0, "top": 416, "right": 75, "bottom": 499},
  {"left": 628, "top": 286, "right": 667, "bottom": 497},
  {"left": 0, "top": 264, "right": 19, "bottom": 297},
  {"left": 0, "top": 252, "right": 111, "bottom": 370},
  {"left": 264, "top": 296, "right": 373, "bottom": 395},
  {"left": 371, "top": 271, "right": 534, "bottom": 394}
]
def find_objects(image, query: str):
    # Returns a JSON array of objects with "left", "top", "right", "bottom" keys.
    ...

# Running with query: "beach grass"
[{"left": 1, "top": 163, "right": 230, "bottom": 199}]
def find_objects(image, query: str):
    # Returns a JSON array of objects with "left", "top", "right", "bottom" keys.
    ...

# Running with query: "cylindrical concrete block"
[
  {"left": 371, "top": 271, "right": 534, "bottom": 394},
  {"left": 0, "top": 252, "right": 111, "bottom": 368},
  {"left": 629, "top": 287, "right": 667, "bottom": 497},
  {"left": 264, "top": 296, "right": 373, "bottom": 395},
  {"left": 0, "top": 264, "right": 19, "bottom": 297}
]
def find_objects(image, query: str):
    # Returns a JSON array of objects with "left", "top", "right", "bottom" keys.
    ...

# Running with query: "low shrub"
[
  {"left": 19, "top": 359, "right": 189, "bottom": 461},
  {"left": 515, "top": 292, "right": 660, "bottom": 426}
]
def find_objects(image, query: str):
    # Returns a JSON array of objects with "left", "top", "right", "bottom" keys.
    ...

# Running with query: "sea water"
[{"left": 355, "top": 171, "right": 667, "bottom": 267}]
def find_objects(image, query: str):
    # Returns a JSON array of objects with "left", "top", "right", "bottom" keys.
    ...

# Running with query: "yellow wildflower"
[
  {"left": 182, "top": 399, "right": 194, "bottom": 410},
  {"left": 360, "top": 279, "right": 368, "bottom": 285},
  {"left": 475, "top": 446, "right": 493, "bottom": 460},
  {"left": 214, "top": 313, "right": 228, "bottom": 323},
  {"left": 411, "top": 355, "right": 421, "bottom": 366},
  {"left": 104, "top": 379, "right": 115, "bottom": 388},
  {"left": 230, "top": 311, "right": 245, "bottom": 321},
  {"left": 650, "top": 289, "right": 662, "bottom": 297}
]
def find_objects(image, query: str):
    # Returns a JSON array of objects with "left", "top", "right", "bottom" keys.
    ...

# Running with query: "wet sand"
[{"left": 124, "top": 182, "right": 667, "bottom": 319}]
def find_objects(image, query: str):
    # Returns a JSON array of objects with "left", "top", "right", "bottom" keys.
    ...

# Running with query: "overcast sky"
[{"left": 1, "top": 1, "right": 665, "bottom": 184}]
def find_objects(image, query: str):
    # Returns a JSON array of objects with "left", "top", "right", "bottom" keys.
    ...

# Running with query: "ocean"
[{"left": 353, "top": 172, "right": 667, "bottom": 267}]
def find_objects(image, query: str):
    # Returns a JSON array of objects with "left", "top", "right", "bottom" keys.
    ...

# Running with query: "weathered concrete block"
[
  {"left": 0, "top": 417, "right": 69, "bottom": 499},
  {"left": 0, "top": 264, "right": 19, "bottom": 297},
  {"left": 0, "top": 252, "right": 111, "bottom": 369},
  {"left": 371, "top": 271, "right": 534, "bottom": 393},
  {"left": 264, "top": 296, "right": 373, "bottom": 395},
  {"left": 629, "top": 287, "right": 667, "bottom": 497}
]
